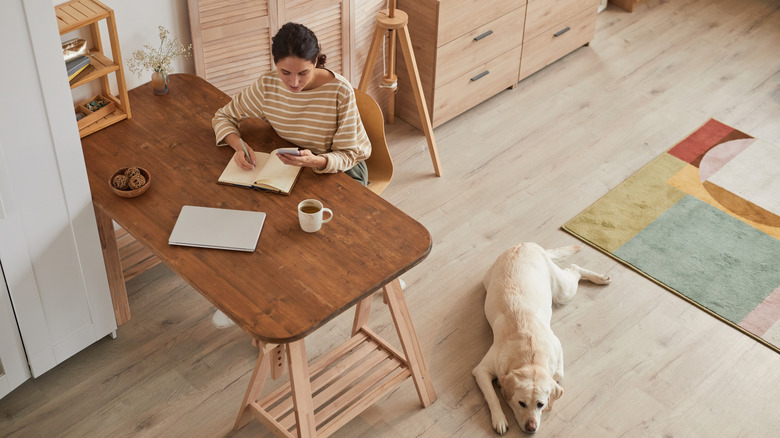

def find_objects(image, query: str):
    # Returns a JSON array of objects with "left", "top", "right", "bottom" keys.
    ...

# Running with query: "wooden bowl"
[{"left": 109, "top": 167, "right": 151, "bottom": 198}]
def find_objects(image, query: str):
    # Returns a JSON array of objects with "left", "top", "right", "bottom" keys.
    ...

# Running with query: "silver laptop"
[{"left": 169, "top": 205, "right": 266, "bottom": 252}]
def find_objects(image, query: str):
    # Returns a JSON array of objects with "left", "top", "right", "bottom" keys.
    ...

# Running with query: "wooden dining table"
[{"left": 80, "top": 74, "right": 436, "bottom": 437}]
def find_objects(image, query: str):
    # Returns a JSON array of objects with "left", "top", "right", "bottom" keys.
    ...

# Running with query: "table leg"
[
  {"left": 93, "top": 204, "right": 131, "bottom": 326},
  {"left": 234, "top": 342, "right": 273, "bottom": 431},
  {"left": 271, "top": 344, "right": 286, "bottom": 380},
  {"left": 383, "top": 278, "right": 437, "bottom": 407},
  {"left": 286, "top": 340, "right": 317, "bottom": 437},
  {"left": 234, "top": 281, "right": 436, "bottom": 436},
  {"left": 352, "top": 296, "right": 373, "bottom": 336}
]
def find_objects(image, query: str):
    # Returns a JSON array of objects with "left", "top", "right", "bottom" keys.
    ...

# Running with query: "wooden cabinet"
[
  {"left": 396, "top": 0, "right": 526, "bottom": 129},
  {"left": 188, "top": 0, "right": 387, "bottom": 103},
  {"left": 55, "top": 0, "right": 131, "bottom": 138},
  {"left": 186, "top": 0, "right": 598, "bottom": 130},
  {"left": 396, "top": 0, "right": 598, "bottom": 129},
  {"left": 520, "top": 0, "right": 599, "bottom": 80},
  {"left": 609, "top": 0, "right": 646, "bottom": 12}
]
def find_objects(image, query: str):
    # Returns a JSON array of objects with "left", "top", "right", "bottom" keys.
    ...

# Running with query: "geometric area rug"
[{"left": 563, "top": 119, "right": 780, "bottom": 353}]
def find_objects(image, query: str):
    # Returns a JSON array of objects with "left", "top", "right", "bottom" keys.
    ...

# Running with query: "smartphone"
[{"left": 277, "top": 148, "right": 302, "bottom": 156}]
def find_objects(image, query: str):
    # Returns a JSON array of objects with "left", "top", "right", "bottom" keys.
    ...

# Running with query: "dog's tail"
[{"left": 546, "top": 245, "right": 582, "bottom": 264}]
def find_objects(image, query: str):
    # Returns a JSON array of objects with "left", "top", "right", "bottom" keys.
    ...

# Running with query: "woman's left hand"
[{"left": 277, "top": 149, "right": 327, "bottom": 170}]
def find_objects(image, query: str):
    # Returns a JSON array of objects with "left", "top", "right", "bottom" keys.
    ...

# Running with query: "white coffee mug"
[{"left": 298, "top": 199, "right": 333, "bottom": 233}]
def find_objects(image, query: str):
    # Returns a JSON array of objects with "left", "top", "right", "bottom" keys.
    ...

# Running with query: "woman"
[{"left": 212, "top": 22, "right": 371, "bottom": 185}]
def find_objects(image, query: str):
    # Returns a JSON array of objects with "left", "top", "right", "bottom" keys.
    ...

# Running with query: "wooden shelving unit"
[{"left": 55, "top": 0, "right": 131, "bottom": 138}]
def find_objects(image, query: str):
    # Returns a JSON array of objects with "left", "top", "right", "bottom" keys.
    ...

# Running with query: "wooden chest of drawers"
[
  {"left": 396, "top": 0, "right": 598, "bottom": 129},
  {"left": 396, "top": 0, "right": 526, "bottom": 129},
  {"left": 520, "top": 0, "right": 599, "bottom": 80}
]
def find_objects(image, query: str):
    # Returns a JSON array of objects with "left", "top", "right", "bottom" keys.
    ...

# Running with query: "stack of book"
[{"left": 66, "top": 56, "right": 90, "bottom": 81}]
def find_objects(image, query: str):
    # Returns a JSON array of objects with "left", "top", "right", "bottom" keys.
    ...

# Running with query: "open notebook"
[
  {"left": 218, "top": 148, "right": 301, "bottom": 195},
  {"left": 168, "top": 205, "right": 266, "bottom": 252}
]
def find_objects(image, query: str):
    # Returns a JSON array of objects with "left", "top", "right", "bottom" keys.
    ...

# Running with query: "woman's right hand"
[
  {"left": 226, "top": 133, "right": 256, "bottom": 170},
  {"left": 233, "top": 149, "right": 256, "bottom": 170}
]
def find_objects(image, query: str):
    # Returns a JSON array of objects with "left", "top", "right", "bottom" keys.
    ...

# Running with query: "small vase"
[{"left": 151, "top": 71, "right": 168, "bottom": 95}]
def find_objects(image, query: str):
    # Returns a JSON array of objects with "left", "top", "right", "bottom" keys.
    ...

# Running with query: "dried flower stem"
[{"left": 128, "top": 26, "right": 192, "bottom": 82}]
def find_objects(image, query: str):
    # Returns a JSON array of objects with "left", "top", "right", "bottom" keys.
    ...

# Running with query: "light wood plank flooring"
[{"left": 2, "top": 0, "right": 780, "bottom": 436}]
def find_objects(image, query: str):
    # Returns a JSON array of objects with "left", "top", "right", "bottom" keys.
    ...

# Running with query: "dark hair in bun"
[{"left": 272, "top": 22, "right": 326, "bottom": 68}]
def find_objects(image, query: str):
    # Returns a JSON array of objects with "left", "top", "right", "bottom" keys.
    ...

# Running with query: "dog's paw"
[
  {"left": 595, "top": 274, "right": 612, "bottom": 285},
  {"left": 492, "top": 413, "right": 509, "bottom": 435}
]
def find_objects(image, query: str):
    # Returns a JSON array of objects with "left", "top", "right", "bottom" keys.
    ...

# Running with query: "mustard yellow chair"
[{"left": 354, "top": 88, "right": 393, "bottom": 195}]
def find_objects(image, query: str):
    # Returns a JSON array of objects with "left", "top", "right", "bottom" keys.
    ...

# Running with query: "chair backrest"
[{"left": 354, "top": 88, "right": 393, "bottom": 195}]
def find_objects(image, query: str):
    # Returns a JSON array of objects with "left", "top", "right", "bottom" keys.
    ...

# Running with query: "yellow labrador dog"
[{"left": 473, "top": 242, "right": 611, "bottom": 434}]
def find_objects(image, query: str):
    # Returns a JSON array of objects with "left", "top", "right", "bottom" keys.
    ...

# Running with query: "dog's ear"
[
  {"left": 546, "top": 381, "right": 564, "bottom": 411},
  {"left": 498, "top": 373, "right": 517, "bottom": 401}
]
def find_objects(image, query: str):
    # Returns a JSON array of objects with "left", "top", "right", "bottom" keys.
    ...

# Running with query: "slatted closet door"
[
  {"left": 188, "top": 0, "right": 274, "bottom": 97},
  {"left": 188, "top": 0, "right": 389, "bottom": 113},
  {"left": 352, "top": 0, "right": 388, "bottom": 111},
  {"left": 283, "top": 0, "right": 347, "bottom": 77}
]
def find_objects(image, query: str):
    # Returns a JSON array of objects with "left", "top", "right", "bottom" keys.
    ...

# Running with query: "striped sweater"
[{"left": 212, "top": 70, "right": 371, "bottom": 174}]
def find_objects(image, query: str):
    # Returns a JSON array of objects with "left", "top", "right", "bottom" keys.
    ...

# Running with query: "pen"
[{"left": 239, "top": 138, "right": 254, "bottom": 169}]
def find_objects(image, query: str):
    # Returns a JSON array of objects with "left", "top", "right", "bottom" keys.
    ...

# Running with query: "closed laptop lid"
[{"left": 169, "top": 205, "right": 265, "bottom": 252}]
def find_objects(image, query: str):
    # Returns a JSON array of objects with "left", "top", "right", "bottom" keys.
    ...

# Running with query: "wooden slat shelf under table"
[{"left": 253, "top": 328, "right": 412, "bottom": 437}]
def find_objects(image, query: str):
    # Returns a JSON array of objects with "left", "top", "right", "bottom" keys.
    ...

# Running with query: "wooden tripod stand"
[{"left": 357, "top": 3, "right": 443, "bottom": 177}]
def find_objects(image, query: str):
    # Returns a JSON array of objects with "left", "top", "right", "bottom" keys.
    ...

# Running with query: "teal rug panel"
[{"left": 614, "top": 195, "right": 780, "bottom": 324}]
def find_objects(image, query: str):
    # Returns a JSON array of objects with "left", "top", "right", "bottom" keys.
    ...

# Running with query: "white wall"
[{"left": 55, "top": 0, "right": 196, "bottom": 102}]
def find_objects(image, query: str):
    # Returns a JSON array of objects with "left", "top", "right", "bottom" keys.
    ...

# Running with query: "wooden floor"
[{"left": 3, "top": 0, "right": 780, "bottom": 436}]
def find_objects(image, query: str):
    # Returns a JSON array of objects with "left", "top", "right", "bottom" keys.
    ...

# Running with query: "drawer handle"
[
  {"left": 471, "top": 71, "right": 490, "bottom": 81},
  {"left": 473, "top": 30, "right": 494, "bottom": 41},
  {"left": 553, "top": 27, "right": 571, "bottom": 37}
]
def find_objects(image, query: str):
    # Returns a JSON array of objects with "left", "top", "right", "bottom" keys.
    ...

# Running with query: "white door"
[
  {"left": 0, "top": 135, "right": 34, "bottom": 399},
  {"left": 0, "top": 260, "right": 30, "bottom": 399},
  {"left": 0, "top": 0, "right": 117, "bottom": 393}
]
